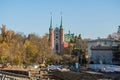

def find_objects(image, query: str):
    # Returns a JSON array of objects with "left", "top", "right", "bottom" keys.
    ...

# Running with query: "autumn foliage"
[{"left": 0, "top": 25, "right": 62, "bottom": 66}]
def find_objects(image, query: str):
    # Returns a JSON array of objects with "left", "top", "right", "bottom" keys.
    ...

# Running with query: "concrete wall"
[
  {"left": 88, "top": 38, "right": 120, "bottom": 64},
  {"left": 90, "top": 50, "right": 113, "bottom": 64}
]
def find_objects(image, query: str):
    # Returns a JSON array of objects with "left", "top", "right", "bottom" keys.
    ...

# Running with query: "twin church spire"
[
  {"left": 49, "top": 14, "right": 64, "bottom": 54},
  {"left": 49, "top": 15, "right": 63, "bottom": 30},
  {"left": 49, "top": 16, "right": 53, "bottom": 30},
  {"left": 60, "top": 16, "right": 63, "bottom": 30}
]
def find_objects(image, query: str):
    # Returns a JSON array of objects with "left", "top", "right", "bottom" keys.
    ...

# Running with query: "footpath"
[{"left": 50, "top": 69, "right": 120, "bottom": 80}]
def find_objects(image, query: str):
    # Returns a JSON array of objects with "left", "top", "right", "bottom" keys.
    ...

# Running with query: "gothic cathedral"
[{"left": 49, "top": 16, "right": 64, "bottom": 54}]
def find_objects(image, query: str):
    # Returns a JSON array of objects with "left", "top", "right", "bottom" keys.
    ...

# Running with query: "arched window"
[{"left": 56, "top": 43, "right": 58, "bottom": 50}]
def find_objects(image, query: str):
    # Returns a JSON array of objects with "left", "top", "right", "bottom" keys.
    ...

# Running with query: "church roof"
[
  {"left": 55, "top": 27, "right": 59, "bottom": 30},
  {"left": 64, "top": 34, "right": 74, "bottom": 42}
]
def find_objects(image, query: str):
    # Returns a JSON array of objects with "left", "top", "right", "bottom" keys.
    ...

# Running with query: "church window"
[
  {"left": 56, "top": 36, "right": 58, "bottom": 39},
  {"left": 104, "top": 41, "right": 107, "bottom": 45},
  {"left": 56, "top": 43, "right": 59, "bottom": 51}
]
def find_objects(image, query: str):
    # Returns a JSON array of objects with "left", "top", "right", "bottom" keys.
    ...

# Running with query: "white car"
[{"left": 47, "top": 65, "right": 62, "bottom": 71}]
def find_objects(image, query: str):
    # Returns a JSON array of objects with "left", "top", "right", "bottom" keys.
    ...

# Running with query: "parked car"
[{"left": 47, "top": 65, "right": 62, "bottom": 71}]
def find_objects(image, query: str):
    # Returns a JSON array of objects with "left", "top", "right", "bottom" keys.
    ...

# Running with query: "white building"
[
  {"left": 88, "top": 38, "right": 120, "bottom": 64},
  {"left": 108, "top": 26, "right": 120, "bottom": 40}
]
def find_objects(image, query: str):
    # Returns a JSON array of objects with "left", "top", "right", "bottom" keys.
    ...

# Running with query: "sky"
[{"left": 0, "top": 0, "right": 120, "bottom": 39}]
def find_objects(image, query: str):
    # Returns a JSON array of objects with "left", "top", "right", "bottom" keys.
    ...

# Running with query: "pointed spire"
[
  {"left": 49, "top": 12, "right": 53, "bottom": 30},
  {"left": 60, "top": 12, "right": 63, "bottom": 30},
  {"left": 118, "top": 25, "right": 120, "bottom": 33}
]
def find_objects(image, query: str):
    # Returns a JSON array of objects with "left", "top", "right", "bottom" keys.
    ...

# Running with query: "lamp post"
[{"left": 85, "top": 54, "right": 89, "bottom": 68}]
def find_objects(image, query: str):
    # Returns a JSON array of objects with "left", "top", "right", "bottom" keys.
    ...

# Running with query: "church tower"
[
  {"left": 60, "top": 16, "right": 64, "bottom": 53},
  {"left": 49, "top": 16, "right": 54, "bottom": 50},
  {"left": 49, "top": 15, "right": 64, "bottom": 54}
]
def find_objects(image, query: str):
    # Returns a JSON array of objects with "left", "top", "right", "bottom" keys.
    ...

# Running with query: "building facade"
[
  {"left": 108, "top": 26, "right": 120, "bottom": 40},
  {"left": 88, "top": 26, "right": 120, "bottom": 64},
  {"left": 88, "top": 38, "right": 120, "bottom": 64},
  {"left": 49, "top": 16, "right": 64, "bottom": 54}
]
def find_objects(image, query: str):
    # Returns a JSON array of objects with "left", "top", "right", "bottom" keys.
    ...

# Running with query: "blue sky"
[{"left": 0, "top": 0, "right": 120, "bottom": 39}]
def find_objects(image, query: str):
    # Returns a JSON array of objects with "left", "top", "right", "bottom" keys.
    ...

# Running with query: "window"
[
  {"left": 56, "top": 43, "right": 59, "bottom": 53},
  {"left": 56, "top": 36, "right": 58, "bottom": 39},
  {"left": 56, "top": 43, "right": 58, "bottom": 51},
  {"left": 104, "top": 41, "right": 107, "bottom": 45}
]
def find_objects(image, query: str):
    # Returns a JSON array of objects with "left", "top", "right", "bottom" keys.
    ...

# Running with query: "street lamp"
[{"left": 85, "top": 54, "right": 89, "bottom": 68}]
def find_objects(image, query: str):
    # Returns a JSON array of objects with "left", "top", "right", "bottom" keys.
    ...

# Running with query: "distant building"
[
  {"left": 48, "top": 16, "right": 74, "bottom": 54},
  {"left": 88, "top": 38, "right": 120, "bottom": 64},
  {"left": 108, "top": 26, "right": 120, "bottom": 40},
  {"left": 63, "top": 33, "right": 74, "bottom": 48},
  {"left": 64, "top": 31, "right": 74, "bottom": 42}
]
